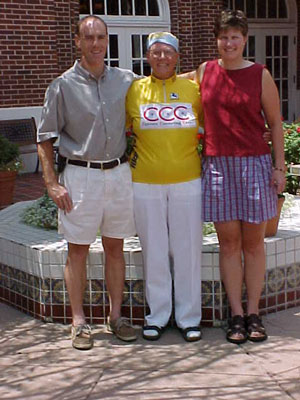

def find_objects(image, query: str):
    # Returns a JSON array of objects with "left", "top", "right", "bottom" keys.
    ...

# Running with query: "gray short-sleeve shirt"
[{"left": 37, "top": 61, "right": 137, "bottom": 161}]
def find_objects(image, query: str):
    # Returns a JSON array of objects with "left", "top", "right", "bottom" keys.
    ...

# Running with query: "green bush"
[
  {"left": 0, "top": 135, "right": 22, "bottom": 171},
  {"left": 21, "top": 191, "right": 58, "bottom": 230},
  {"left": 283, "top": 122, "right": 300, "bottom": 194}
]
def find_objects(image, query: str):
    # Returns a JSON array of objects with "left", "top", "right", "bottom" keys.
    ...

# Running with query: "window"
[
  {"left": 79, "top": 0, "right": 159, "bottom": 16},
  {"left": 131, "top": 34, "right": 151, "bottom": 75},
  {"left": 227, "top": 0, "right": 288, "bottom": 18},
  {"left": 106, "top": 35, "right": 119, "bottom": 67}
]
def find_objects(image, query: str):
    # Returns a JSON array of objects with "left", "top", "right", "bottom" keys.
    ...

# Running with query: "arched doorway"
[
  {"left": 79, "top": 0, "right": 171, "bottom": 75},
  {"left": 228, "top": 0, "right": 297, "bottom": 121}
]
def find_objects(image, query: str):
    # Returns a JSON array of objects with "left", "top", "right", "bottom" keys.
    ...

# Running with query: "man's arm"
[{"left": 37, "top": 140, "right": 73, "bottom": 213}]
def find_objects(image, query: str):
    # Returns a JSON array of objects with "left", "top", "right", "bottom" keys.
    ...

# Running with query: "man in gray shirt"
[{"left": 37, "top": 15, "right": 137, "bottom": 350}]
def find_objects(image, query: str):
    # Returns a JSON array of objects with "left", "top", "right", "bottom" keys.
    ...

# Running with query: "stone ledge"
[{"left": 0, "top": 199, "right": 300, "bottom": 326}]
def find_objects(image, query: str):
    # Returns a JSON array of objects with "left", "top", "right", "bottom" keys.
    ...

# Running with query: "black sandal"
[
  {"left": 226, "top": 315, "right": 248, "bottom": 344},
  {"left": 180, "top": 326, "right": 202, "bottom": 342},
  {"left": 245, "top": 314, "right": 268, "bottom": 342},
  {"left": 142, "top": 325, "right": 164, "bottom": 341}
]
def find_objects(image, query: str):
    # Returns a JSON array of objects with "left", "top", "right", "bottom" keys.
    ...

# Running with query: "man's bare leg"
[
  {"left": 64, "top": 242, "right": 89, "bottom": 326},
  {"left": 102, "top": 236, "right": 137, "bottom": 341}
]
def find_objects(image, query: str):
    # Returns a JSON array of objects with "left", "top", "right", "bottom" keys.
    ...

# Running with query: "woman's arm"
[
  {"left": 261, "top": 68, "right": 286, "bottom": 193},
  {"left": 179, "top": 70, "right": 197, "bottom": 80},
  {"left": 179, "top": 62, "right": 207, "bottom": 85}
]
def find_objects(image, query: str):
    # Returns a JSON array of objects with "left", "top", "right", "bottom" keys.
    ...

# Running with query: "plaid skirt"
[{"left": 202, "top": 155, "right": 277, "bottom": 223}]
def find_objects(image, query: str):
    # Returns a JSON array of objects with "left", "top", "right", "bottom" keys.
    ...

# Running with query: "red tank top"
[{"left": 201, "top": 60, "right": 271, "bottom": 157}]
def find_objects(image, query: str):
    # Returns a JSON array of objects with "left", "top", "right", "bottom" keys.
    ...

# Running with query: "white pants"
[
  {"left": 133, "top": 179, "right": 202, "bottom": 329},
  {"left": 59, "top": 163, "right": 135, "bottom": 244}
]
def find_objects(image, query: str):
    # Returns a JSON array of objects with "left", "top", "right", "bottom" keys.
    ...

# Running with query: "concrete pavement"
[{"left": 1, "top": 302, "right": 300, "bottom": 399}]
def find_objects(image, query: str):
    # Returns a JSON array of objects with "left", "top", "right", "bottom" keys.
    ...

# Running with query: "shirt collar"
[
  {"left": 150, "top": 74, "right": 177, "bottom": 84},
  {"left": 74, "top": 60, "right": 108, "bottom": 81}
]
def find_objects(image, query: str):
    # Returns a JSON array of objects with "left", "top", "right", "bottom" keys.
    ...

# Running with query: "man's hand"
[
  {"left": 47, "top": 182, "right": 73, "bottom": 213},
  {"left": 37, "top": 140, "right": 73, "bottom": 212}
]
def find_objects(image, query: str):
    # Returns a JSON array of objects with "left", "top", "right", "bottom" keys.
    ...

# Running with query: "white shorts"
[{"left": 58, "top": 162, "right": 136, "bottom": 244}]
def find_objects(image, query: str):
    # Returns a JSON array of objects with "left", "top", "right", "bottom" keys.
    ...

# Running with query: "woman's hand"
[{"left": 271, "top": 169, "right": 286, "bottom": 194}]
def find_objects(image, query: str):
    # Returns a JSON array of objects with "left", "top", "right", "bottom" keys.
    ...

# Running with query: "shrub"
[
  {"left": 21, "top": 191, "right": 58, "bottom": 230},
  {"left": 283, "top": 122, "right": 300, "bottom": 194},
  {"left": 0, "top": 135, "right": 22, "bottom": 172}
]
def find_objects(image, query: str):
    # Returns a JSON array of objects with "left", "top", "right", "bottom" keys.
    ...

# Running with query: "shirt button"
[
  {"left": 107, "top": 137, "right": 111, "bottom": 140},
  {"left": 106, "top": 153, "right": 110, "bottom": 157},
  {"left": 103, "top": 101, "right": 106, "bottom": 105},
  {"left": 106, "top": 118, "right": 109, "bottom": 122}
]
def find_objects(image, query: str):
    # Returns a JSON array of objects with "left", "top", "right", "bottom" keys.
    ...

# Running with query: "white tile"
[
  {"left": 1, "top": 252, "right": 9, "bottom": 266},
  {"left": 41, "top": 250, "right": 50, "bottom": 264},
  {"left": 276, "top": 252, "right": 286, "bottom": 267},
  {"left": 267, "top": 255, "right": 276, "bottom": 269},
  {"left": 295, "top": 236, "right": 300, "bottom": 250},
  {"left": 266, "top": 241, "right": 276, "bottom": 255},
  {"left": 49, "top": 264, "right": 64, "bottom": 279},
  {"left": 130, "top": 251, "right": 143, "bottom": 265},
  {"left": 32, "top": 262, "right": 42, "bottom": 276},
  {"left": 212, "top": 253, "right": 219, "bottom": 267},
  {"left": 13, "top": 255, "right": 22, "bottom": 269},
  {"left": 31, "top": 249, "right": 41, "bottom": 262},
  {"left": 18, "top": 245, "right": 28, "bottom": 260},
  {"left": 286, "top": 238, "right": 295, "bottom": 252},
  {"left": 202, "top": 253, "right": 212, "bottom": 267},
  {"left": 123, "top": 251, "right": 130, "bottom": 265},
  {"left": 57, "top": 249, "right": 68, "bottom": 265},
  {"left": 202, "top": 266, "right": 213, "bottom": 280},
  {"left": 5, "top": 253, "right": 15, "bottom": 268},
  {"left": 126, "top": 265, "right": 144, "bottom": 279},
  {"left": 212, "top": 266, "right": 220, "bottom": 280},
  {"left": 286, "top": 251, "right": 295, "bottom": 265},
  {"left": 39, "top": 263, "right": 50, "bottom": 277},
  {"left": 87, "top": 250, "right": 103, "bottom": 266},
  {"left": 276, "top": 240, "right": 286, "bottom": 254},
  {"left": 87, "top": 265, "right": 103, "bottom": 279},
  {"left": 49, "top": 251, "right": 64, "bottom": 264}
]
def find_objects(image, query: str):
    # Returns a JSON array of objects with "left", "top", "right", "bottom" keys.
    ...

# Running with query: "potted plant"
[{"left": 0, "top": 135, "right": 23, "bottom": 207}]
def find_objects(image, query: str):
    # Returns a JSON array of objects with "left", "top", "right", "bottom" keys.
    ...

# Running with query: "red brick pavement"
[{"left": 13, "top": 172, "right": 45, "bottom": 204}]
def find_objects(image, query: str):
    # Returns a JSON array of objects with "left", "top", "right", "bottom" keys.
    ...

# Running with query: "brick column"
[{"left": 169, "top": 0, "right": 226, "bottom": 72}]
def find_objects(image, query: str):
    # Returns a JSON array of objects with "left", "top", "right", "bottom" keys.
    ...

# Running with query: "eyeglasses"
[{"left": 149, "top": 50, "right": 177, "bottom": 58}]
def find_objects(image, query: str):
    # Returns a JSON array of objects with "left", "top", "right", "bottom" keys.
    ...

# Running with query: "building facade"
[{"left": 0, "top": 0, "right": 299, "bottom": 122}]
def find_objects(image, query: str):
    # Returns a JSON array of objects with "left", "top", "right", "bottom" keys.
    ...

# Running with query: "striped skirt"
[{"left": 202, "top": 155, "right": 277, "bottom": 224}]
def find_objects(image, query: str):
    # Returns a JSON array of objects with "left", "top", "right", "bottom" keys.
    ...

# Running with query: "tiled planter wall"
[{"left": 1, "top": 202, "right": 300, "bottom": 327}]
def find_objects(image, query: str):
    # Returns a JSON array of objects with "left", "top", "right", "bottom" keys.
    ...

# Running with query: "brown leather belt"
[{"left": 67, "top": 154, "right": 127, "bottom": 170}]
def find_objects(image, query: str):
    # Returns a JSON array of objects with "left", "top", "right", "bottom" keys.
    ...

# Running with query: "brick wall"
[
  {"left": 0, "top": 0, "right": 299, "bottom": 107},
  {"left": 169, "top": 0, "right": 226, "bottom": 72},
  {"left": 0, "top": 0, "right": 78, "bottom": 107},
  {"left": 297, "top": 0, "right": 300, "bottom": 90}
]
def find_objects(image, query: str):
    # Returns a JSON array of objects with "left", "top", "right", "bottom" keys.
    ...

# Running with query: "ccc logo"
[{"left": 143, "top": 105, "right": 190, "bottom": 122}]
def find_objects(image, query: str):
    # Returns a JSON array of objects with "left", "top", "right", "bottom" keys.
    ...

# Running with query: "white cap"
[{"left": 147, "top": 32, "right": 179, "bottom": 52}]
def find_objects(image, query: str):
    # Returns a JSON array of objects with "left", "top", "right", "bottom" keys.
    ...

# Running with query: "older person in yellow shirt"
[{"left": 126, "top": 32, "right": 203, "bottom": 342}]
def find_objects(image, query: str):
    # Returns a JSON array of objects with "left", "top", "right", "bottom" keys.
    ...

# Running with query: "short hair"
[
  {"left": 214, "top": 9, "right": 248, "bottom": 38},
  {"left": 76, "top": 15, "right": 108, "bottom": 36}
]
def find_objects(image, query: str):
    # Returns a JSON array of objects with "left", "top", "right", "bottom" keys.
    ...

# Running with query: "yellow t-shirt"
[{"left": 126, "top": 74, "right": 203, "bottom": 184}]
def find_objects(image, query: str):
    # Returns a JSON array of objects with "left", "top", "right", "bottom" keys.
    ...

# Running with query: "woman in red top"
[{"left": 187, "top": 10, "right": 286, "bottom": 344}]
